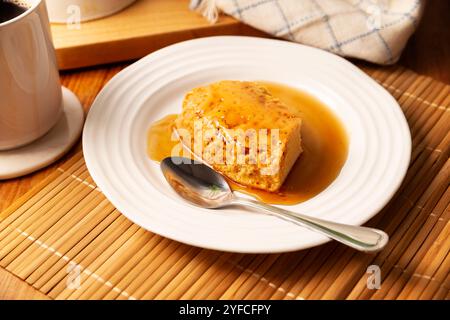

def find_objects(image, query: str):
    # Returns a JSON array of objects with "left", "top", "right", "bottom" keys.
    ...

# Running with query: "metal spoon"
[{"left": 160, "top": 157, "right": 388, "bottom": 252}]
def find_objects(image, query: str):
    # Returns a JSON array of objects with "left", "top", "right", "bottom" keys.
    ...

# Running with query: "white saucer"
[{"left": 0, "top": 87, "right": 84, "bottom": 180}]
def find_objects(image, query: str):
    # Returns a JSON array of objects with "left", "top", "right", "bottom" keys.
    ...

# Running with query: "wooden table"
[{"left": 0, "top": 1, "right": 448, "bottom": 300}]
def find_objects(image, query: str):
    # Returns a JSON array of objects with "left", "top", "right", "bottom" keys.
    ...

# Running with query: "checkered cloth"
[{"left": 190, "top": 0, "right": 424, "bottom": 65}]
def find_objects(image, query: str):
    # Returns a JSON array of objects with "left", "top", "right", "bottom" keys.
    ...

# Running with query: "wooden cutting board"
[{"left": 51, "top": 0, "right": 265, "bottom": 70}]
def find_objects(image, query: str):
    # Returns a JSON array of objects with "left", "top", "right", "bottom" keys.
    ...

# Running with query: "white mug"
[{"left": 0, "top": 0, "right": 62, "bottom": 150}]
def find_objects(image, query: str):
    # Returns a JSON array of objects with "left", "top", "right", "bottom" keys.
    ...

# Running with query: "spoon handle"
[{"left": 232, "top": 197, "right": 388, "bottom": 252}]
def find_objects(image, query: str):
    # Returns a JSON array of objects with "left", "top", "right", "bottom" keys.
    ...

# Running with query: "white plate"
[{"left": 83, "top": 36, "right": 411, "bottom": 253}]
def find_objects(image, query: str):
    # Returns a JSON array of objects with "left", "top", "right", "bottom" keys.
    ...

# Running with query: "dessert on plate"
[{"left": 174, "top": 81, "right": 303, "bottom": 192}]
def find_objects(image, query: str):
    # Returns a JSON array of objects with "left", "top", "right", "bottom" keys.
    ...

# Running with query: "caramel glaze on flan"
[{"left": 174, "top": 81, "right": 303, "bottom": 192}]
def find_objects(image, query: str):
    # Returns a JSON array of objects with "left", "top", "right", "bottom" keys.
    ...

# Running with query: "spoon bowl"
[
  {"left": 161, "top": 157, "right": 389, "bottom": 253},
  {"left": 161, "top": 157, "right": 233, "bottom": 208}
]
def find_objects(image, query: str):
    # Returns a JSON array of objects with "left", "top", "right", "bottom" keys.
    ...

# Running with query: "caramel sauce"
[
  {"left": 147, "top": 114, "right": 179, "bottom": 162},
  {"left": 147, "top": 82, "right": 348, "bottom": 205}
]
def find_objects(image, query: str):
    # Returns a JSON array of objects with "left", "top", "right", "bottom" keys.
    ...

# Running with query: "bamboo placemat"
[{"left": 0, "top": 66, "right": 448, "bottom": 300}]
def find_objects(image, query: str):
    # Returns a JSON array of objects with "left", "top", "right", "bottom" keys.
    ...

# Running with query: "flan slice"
[{"left": 175, "top": 81, "right": 302, "bottom": 192}]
